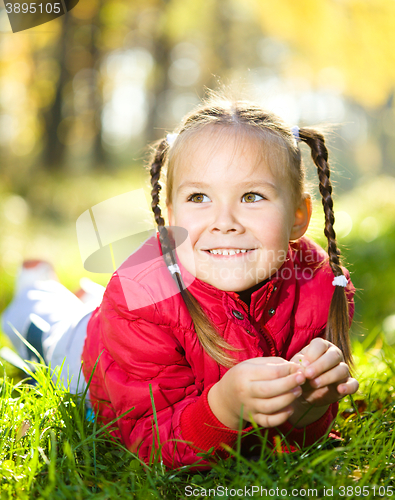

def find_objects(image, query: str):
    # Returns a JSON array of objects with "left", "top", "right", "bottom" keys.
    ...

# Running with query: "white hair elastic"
[
  {"left": 168, "top": 263, "right": 180, "bottom": 275},
  {"left": 291, "top": 125, "right": 300, "bottom": 146},
  {"left": 166, "top": 133, "right": 178, "bottom": 146},
  {"left": 332, "top": 275, "right": 348, "bottom": 287}
]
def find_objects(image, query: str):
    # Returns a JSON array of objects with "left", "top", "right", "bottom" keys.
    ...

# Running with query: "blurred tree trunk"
[
  {"left": 42, "top": 7, "right": 107, "bottom": 171},
  {"left": 91, "top": 53, "right": 108, "bottom": 169},
  {"left": 92, "top": 70, "right": 108, "bottom": 170},
  {"left": 42, "top": 15, "right": 70, "bottom": 171},
  {"left": 90, "top": 0, "right": 108, "bottom": 170},
  {"left": 145, "top": 10, "right": 172, "bottom": 142}
]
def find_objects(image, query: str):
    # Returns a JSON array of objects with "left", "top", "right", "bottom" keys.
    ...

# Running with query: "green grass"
[
  {"left": 0, "top": 336, "right": 394, "bottom": 499},
  {"left": 1, "top": 172, "right": 395, "bottom": 498}
]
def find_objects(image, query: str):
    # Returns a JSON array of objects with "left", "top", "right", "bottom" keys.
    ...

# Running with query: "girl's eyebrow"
[
  {"left": 177, "top": 181, "right": 211, "bottom": 191},
  {"left": 177, "top": 180, "right": 278, "bottom": 191},
  {"left": 239, "top": 181, "right": 278, "bottom": 191}
]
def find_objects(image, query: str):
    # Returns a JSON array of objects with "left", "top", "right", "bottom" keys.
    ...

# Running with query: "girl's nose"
[{"left": 210, "top": 206, "right": 245, "bottom": 234}]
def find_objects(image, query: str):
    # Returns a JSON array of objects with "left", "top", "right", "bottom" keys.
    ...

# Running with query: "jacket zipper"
[
  {"left": 234, "top": 282, "right": 278, "bottom": 356},
  {"left": 260, "top": 325, "right": 277, "bottom": 356},
  {"left": 259, "top": 282, "right": 277, "bottom": 356}
]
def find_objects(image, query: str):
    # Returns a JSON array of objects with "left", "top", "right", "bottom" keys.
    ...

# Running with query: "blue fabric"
[{"left": 26, "top": 321, "right": 44, "bottom": 361}]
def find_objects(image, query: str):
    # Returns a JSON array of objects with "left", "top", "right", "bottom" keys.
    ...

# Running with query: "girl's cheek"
[{"left": 176, "top": 235, "right": 197, "bottom": 274}]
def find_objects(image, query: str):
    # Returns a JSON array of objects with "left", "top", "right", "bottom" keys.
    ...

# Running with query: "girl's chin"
[{"left": 195, "top": 276, "right": 265, "bottom": 292}]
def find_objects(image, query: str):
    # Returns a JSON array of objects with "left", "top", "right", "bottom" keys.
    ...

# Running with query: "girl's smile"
[
  {"left": 205, "top": 248, "right": 253, "bottom": 256},
  {"left": 167, "top": 128, "right": 311, "bottom": 292}
]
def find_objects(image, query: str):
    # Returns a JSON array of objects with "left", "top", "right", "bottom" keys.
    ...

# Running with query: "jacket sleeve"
[
  {"left": 181, "top": 393, "right": 338, "bottom": 455},
  {"left": 89, "top": 276, "right": 246, "bottom": 469}
]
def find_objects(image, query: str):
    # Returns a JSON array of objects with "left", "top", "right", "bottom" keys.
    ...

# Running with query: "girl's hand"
[
  {"left": 288, "top": 338, "right": 359, "bottom": 427},
  {"left": 207, "top": 357, "right": 306, "bottom": 430}
]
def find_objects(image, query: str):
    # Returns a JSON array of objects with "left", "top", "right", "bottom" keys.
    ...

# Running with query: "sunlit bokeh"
[{"left": 0, "top": 0, "right": 395, "bottom": 337}]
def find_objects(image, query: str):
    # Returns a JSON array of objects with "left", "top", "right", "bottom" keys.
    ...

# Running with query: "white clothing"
[{"left": 1, "top": 280, "right": 103, "bottom": 394}]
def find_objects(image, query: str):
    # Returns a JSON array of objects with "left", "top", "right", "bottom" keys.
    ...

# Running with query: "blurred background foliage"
[{"left": 0, "top": 0, "right": 395, "bottom": 349}]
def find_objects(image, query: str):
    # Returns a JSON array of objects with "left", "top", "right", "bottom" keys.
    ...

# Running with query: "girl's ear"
[
  {"left": 166, "top": 203, "right": 174, "bottom": 226},
  {"left": 290, "top": 194, "right": 312, "bottom": 240}
]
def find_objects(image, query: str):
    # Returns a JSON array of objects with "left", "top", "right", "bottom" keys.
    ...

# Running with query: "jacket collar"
[{"left": 156, "top": 232, "right": 298, "bottom": 341}]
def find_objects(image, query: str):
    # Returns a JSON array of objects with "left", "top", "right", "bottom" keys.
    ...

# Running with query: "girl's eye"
[
  {"left": 189, "top": 193, "right": 210, "bottom": 203},
  {"left": 242, "top": 192, "right": 264, "bottom": 203}
]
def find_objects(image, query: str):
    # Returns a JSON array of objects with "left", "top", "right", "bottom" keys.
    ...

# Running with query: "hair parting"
[{"left": 298, "top": 128, "right": 352, "bottom": 366}]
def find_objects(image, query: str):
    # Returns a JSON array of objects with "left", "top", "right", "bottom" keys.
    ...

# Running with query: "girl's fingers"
[
  {"left": 337, "top": 377, "right": 359, "bottom": 395},
  {"left": 304, "top": 345, "right": 344, "bottom": 379},
  {"left": 248, "top": 406, "right": 294, "bottom": 429},
  {"left": 302, "top": 338, "right": 332, "bottom": 366},
  {"left": 303, "top": 377, "right": 359, "bottom": 405},
  {"left": 250, "top": 371, "right": 305, "bottom": 398},
  {"left": 301, "top": 337, "right": 333, "bottom": 366},
  {"left": 247, "top": 359, "right": 302, "bottom": 382},
  {"left": 290, "top": 352, "right": 306, "bottom": 365},
  {"left": 252, "top": 390, "right": 302, "bottom": 416},
  {"left": 308, "top": 362, "right": 349, "bottom": 389}
]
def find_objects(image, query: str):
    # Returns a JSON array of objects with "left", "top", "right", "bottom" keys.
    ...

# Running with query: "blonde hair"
[{"left": 149, "top": 95, "right": 352, "bottom": 367}]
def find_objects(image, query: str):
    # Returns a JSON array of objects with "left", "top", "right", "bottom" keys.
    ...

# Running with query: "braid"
[
  {"left": 150, "top": 139, "right": 167, "bottom": 229},
  {"left": 149, "top": 140, "right": 181, "bottom": 277},
  {"left": 149, "top": 139, "right": 237, "bottom": 368},
  {"left": 299, "top": 128, "right": 352, "bottom": 367}
]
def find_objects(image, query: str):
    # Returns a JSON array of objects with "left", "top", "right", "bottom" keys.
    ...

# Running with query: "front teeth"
[{"left": 209, "top": 249, "right": 248, "bottom": 255}]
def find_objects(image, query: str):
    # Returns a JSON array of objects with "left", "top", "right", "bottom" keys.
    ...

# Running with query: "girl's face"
[{"left": 167, "top": 129, "right": 311, "bottom": 292}]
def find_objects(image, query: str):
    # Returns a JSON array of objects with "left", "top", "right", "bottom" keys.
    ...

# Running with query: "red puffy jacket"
[{"left": 82, "top": 235, "right": 354, "bottom": 469}]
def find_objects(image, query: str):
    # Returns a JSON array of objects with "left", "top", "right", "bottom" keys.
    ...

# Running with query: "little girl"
[{"left": 2, "top": 95, "right": 358, "bottom": 469}]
